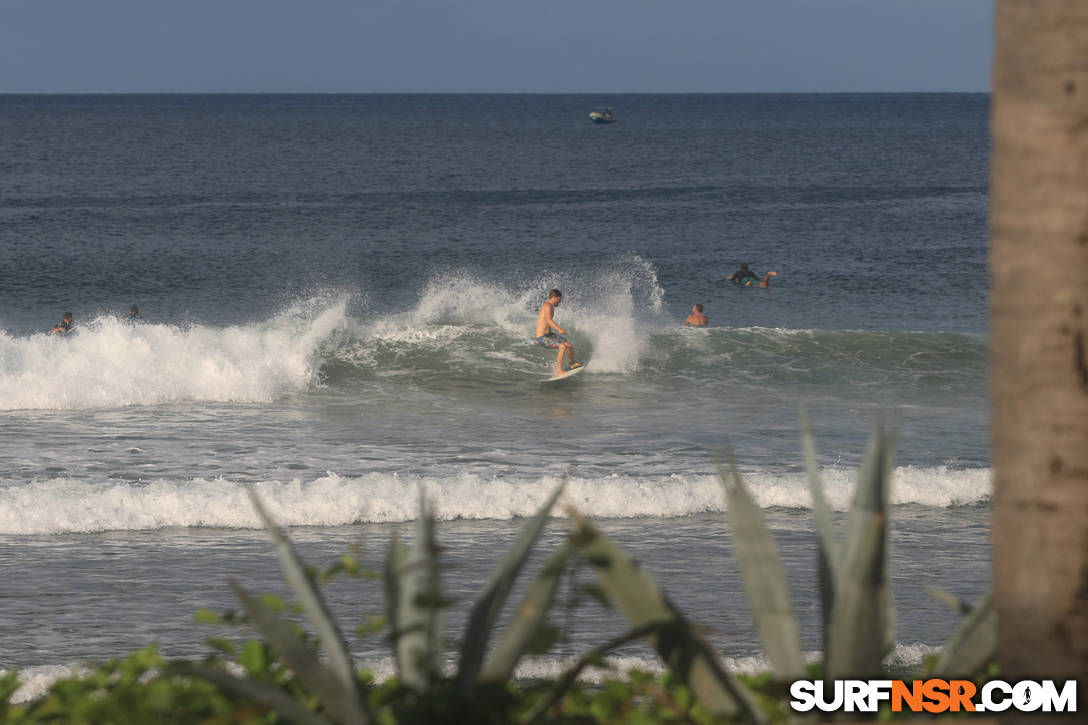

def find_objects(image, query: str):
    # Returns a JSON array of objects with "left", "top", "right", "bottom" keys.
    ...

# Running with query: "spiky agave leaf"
[
  {"left": 378, "top": 531, "right": 404, "bottom": 648},
  {"left": 229, "top": 581, "right": 369, "bottom": 725},
  {"left": 383, "top": 531, "right": 407, "bottom": 669},
  {"left": 576, "top": 516, "right": 765, "bottom": 723},
  {"left": 247, "top": 489, "right": 359, "bottom": 697},
  {"left": 479, "top": 541, "right": 575, "bottom": 683},
  {"left": 523, "top": 620, "right": 667, "bottom": 725},
  {"left": 878, "top": 421, "right": 899, "bottom": 654},
  {"left": 716, "top": 455, "right": 806, "bottom": 681},
  {"left": 825, "top": 421, "right": 894, "bottom": 679},
  {"left": 926, "top": 586, "right": 972, "bottom": 614},
  {"left": 933, "top": 591, "right": 996, "bottom": 676},
  {"left": 458, "top": 478, "right": 566, "bottom": 686},
  {"left": 389, "top": 491, "right": 445, "bottom": 692},
  {"left": 799, "top": 406, "right": 840, "bottom": 649}
]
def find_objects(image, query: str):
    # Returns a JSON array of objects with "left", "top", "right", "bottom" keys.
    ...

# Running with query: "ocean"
[{"left": 0, "top": 93, "right": 990, "bottom": 696}]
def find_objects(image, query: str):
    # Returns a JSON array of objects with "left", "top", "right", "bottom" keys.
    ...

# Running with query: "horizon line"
[{"left": 0, "top": 90, "right": 992, "bottom": 96}]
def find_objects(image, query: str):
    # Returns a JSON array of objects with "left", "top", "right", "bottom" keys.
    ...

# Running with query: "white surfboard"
[{"left": 540, "top": 364, "right": 586, "bottom": 383}]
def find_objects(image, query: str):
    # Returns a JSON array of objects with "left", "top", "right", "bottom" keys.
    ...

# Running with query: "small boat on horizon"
[{"left": 588, "top": 107, "right": 616, "bottom": 124}]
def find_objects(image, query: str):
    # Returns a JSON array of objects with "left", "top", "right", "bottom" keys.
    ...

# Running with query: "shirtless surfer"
[
  {"left": 684, "top": 304, "right": 708, "bottom": 326},
  {"left": 535, "top": 289, "right": 581, "bottom": 376}
]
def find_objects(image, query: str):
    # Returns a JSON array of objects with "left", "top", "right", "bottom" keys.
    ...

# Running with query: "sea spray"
[
  {"left": 350, "top": 261, "right": 670, "bottom": 376},
  {"left": 0, "top": 299, "right": 348, "bottom": 410}
]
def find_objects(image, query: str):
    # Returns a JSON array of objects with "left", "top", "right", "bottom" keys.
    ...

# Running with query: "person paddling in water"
[
  {"left": 749, "top": 270, "right": 778, "bottom": 288},
  {"left": 535, "top": 289, "right": 582, "bottom": 376},
  {"left": 727, "top": 263, "right": 759, "bottom": 285},
  {"left": 50, "top": 311, "right": 74, "bottom": 333},
  {"left": 728, "top": 263, "right": 778, "bottom": 288},
  {"left": 684, "top": 304, "right": 708, "bottom": 326}
]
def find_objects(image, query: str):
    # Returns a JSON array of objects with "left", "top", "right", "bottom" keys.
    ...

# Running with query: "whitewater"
[{"left": 0, "top": 93, "right": 990, "bottom": 678}]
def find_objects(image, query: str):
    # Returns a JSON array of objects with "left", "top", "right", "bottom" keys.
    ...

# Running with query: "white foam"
[
  {"left": 362, "top": 259, "right": 669, "bottom": 375},
  {"left": 0, "top": 299, "right": 348, "bottom": 411},
  {"left": 0, "top": 467, "right": 991, "bottom": 535},
  {"left": 2, "top": 664, "right": 91, "bottom": 704}
]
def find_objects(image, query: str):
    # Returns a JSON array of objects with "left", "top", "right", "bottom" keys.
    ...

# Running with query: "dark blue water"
[
  {"left": 0, "top": 94, "right": 991, "bottom": 680},
  {"left": 0, "top": 94, "right": 988, "bottom": 332}
]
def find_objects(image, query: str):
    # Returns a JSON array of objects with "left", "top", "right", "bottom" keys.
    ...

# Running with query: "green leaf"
[
  {"left": 204, "top": 636, "right": 238, "bottom": 656},
  {"left": 259, "top": 593, "right": 288, "bottom": 612},
  {"left": 825, "top": 419, "right": 895, "bottom": 679},
  {"left": 799, "top": 405, "right": 840, "bottom": 651},
  {"left": 168, "top": 662, "right": 332, "bottom": 725},
  {"left": 240, "top": 639, "right": 267, "bottom": 676},
  {"left": 355, "top": 615, "right": 388, "bottom": 639},
  {"left": 383, "top": 532, "right": 406, "bottom": 648},
  {"left": 878, "top": 420, "right": 899, "bottom": 654},
  {"left": 934, "top": 591, "right": 996, "bottom": 676},
  {"left": 193, "top": 609, "right": 223, "bottom": 625},
  {"left": 716, "top": 454, "right": 806, "bottom": 681},
  {"left": 526, "top": 623, "right": 561, "bottom": 655},
  {"left": 247, "top": 488, "right": 360, "bottom": 702},
  {"left": 925, "top": 586, "right": 972, "bottom": 615},
  {"left": 826, "top": 513, "right": 887, "bottom": 679},
  {"left": 229, "top": 579, "right": 369, "bottom": 725},
  {"left": 524, "top": 621, "right": 665, "bottom": 725},
  {"left": 480, "top": 542, "right": 575, "bottom": 682},
  {"left": 389, "top": 492, "right": 445, "bottom": 692},
  {"left": 576, "top": 518, "right": 765, "bottom": 722},
  {"left": 578, "top": 582, "right": 612, "bottom": 609},
  {"left": 458, "top": 478, "right": 565, "bottom": 687}
]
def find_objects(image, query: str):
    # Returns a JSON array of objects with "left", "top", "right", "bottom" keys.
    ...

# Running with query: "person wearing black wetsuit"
[{"left": 727, "top": 263, "right": 760, "bottom": 284}]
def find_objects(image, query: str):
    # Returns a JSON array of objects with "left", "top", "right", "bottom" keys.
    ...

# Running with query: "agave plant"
[
  {"left": 925, "top": 587, "right": 996, "bottom": 676},
  {"left": 558, "top": 412, "right": 995, "bottom": 723},
  {"left": 713, "top": 410, "right": 898, "bottom": 682},
  {"left": 717, "top": 409, "right": 994, "bottom": 682},
  {"left": 171, "top": 417, "right": 994, "bottom": 724},
  {"left": 569, "top": 514, "right": 768, "bottom": 724},
  {"left": 383, "top": 481, "right": 576, "bottom": 693},
  {"left": 177, "top": 480, "right": 575, "bottom": 723}
]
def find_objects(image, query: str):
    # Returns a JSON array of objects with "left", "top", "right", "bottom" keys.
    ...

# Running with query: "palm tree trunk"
[{"left": 991, "top": 0, "right": 1088, "bottom": 714}]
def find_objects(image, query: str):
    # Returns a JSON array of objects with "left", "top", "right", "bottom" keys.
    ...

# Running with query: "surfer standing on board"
[{"left": 535, "top": 289, "right": 582, "bottom": 376}]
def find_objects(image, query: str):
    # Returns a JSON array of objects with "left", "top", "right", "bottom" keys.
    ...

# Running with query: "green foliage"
[
  {"left": 574, "top": 515, "right": 765, "bottom": 723},
  {"left": 726, "top": 413, "right": 992, "bottom": 682},
  {"left": 927, "top": 589, "right": 997, "bottom": 677},
  {"left": 4, "top": 646, "right": 246, "bottom": 724},
  {"left": 717, "top": 452, "right": 805, "bottom": 681},
  {"left": 459, "top": 479, "right": 568, "bottom": 686},
  {"left": 4, "top": 418, "right": 995, "bottom": 723},
  {"left": 481, "top": 543, "right": 576, "bottom": 683}
]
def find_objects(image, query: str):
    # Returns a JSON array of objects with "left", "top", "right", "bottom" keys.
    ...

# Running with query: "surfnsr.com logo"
[{"left": 789, "top": 679, "right": 1077, "bottom": 714}]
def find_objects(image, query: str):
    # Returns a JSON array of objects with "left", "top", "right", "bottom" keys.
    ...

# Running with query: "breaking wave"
[{"left": 0, "top": 466, "right": 991, "bottom": 535}]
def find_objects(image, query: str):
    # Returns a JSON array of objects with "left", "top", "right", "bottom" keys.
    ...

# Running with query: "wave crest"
[
  {"left": 0, "top": 299, "right": 347, "bottom": 410},
  {"left": 0, "top": 467, "right": 991, "bottom": 535}
]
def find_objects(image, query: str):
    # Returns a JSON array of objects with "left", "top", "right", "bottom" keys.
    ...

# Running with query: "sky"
[{"left": 0, "top": 0, "right": 993, "bottom": 93}]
